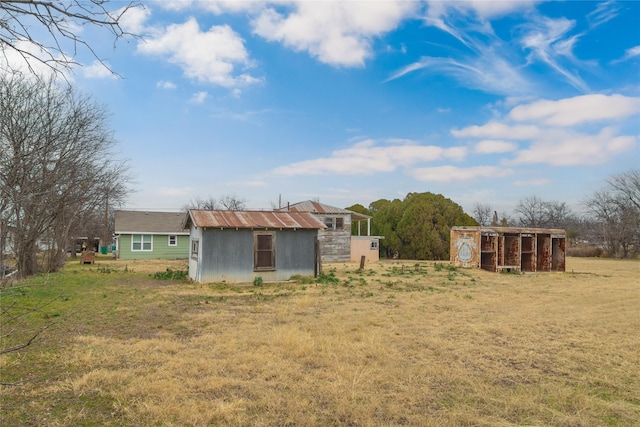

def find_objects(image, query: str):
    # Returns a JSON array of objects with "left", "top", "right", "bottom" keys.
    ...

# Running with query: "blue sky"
[{"left": 9, "top": 1, "right": 640, "bottom": 215}]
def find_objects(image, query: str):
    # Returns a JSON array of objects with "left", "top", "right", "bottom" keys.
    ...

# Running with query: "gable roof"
[
  {"left": 278, "top": 200, "right": 371, "bottom": 221},
  {"left": 115, "top": 210, "right": 188, "bottom": 234},
  {"left": 185, "top": 210, "right": 326, "bottom": 230}
]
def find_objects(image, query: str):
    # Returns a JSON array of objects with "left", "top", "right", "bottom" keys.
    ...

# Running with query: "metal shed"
[
  {"left": 450, "top": 226, "right": 566, "bottom": 272},
  {"left": 184, "top": 210, "right": 326, "bottom": 283}
]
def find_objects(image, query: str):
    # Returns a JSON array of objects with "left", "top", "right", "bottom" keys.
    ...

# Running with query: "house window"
[
  {"left": 132, "top": 234, "right": 152, "bottom": 251},
  {"left": 324, "top": 217, "right": 334, "bottom": 229},
  {"left": 254, "top": 232, "right": 275, "bottom": 271},
  {"left": 168, "top": 235, "right": 177, "bottom": 246},
  {"left": 191, "top": 239, "right": 199, "bottom": 259},
  {"left": 335, "top": 217, "right": 344, "bottom": 229},
  {"left": 370, "top": 240, "right": 379, "bottom": 250}
]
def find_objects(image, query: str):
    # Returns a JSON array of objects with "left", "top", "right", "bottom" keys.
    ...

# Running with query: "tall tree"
[
  {"left": 0, "top": 0, "right": 140, "bottom": 76},
  {"left": 368, "top": 193, "right": 476, "bottom": 260},
  {"left": 369, "top": 198, "right": 404, "bottom": 259},
  {"left": 0, "top": 74, "right": 130, "bottom": 277},
  {"left": 397, "top": 193, "right": 476, "bottom": 260}
]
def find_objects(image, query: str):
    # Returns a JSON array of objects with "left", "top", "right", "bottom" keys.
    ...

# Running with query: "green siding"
[{"left": 118, "top": 234, "right": 189, "bottom": 260}]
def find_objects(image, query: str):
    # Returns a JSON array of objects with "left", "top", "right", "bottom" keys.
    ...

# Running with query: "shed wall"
[
  {"left": 194, "top": 229, "right": 317, "bottom": 283},
  {"left": 315, "top": 213, "right": 351, "bottom": 262}
]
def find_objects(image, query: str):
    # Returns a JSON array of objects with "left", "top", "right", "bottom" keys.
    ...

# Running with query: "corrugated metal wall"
[{"left": 195, "top": 228, "right": 317, "bottom": 283}]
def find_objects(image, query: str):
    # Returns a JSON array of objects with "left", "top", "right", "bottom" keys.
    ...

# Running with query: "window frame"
[
  {"left": 254, "top": 231, "right": 276, "bottom": 271},
  {"left": 191, "top": 239, "right": 199, "bottom": 260},
  {"left": 324, "top": 217, "right": 334, "bottom": 229},
  {"left": 168, "top": 235, "right": 177, "bottom": 247},
  {"left": 131, "top": 234, "right": 153, "bottom": 252},
  {"left": 370, "top": 240, "right": 379, "bottom": 250},
  {"left": 335, "top": 217, "right": 344, "bottom": 230}
]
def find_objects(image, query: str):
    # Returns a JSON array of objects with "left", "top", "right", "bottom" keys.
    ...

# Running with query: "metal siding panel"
[{"left": 199, "top": 229, "right": 254, "bottom": 283}]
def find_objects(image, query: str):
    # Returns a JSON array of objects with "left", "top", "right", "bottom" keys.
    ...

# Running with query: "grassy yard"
[{"left": 1, "top": 256, "right": 639, "bottom": 426}]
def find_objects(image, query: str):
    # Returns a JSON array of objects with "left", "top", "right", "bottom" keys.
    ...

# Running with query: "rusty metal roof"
[
  {"left": 186, "top": 210, "right": 326, "bottom": 230},
  {"left": 278, "top": 200, "right": 371, "bottom": 221}
]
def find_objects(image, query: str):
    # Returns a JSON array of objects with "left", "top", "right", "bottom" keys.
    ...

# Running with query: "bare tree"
[
  {"left": 584, "top": 169, "right": 640, "bottom": 258},
  {"left": 0, "top": 73, "right": 131, "bottom": 277},
  {"left": 514, "top": 196, "right": 546, "bottom": 227},
  {"left": 219, "top": 194, "right": 247, "bottom": 211},
  {"left": 472, "top": 203, "right": 492, "bottom": 226},
  {"left": 608, "top": 169, "right": 640, "bottom": 211},
  {"left": 0, "top": 0, "right": 141, "bottom": 76},
  {"left": 186, "top": 194, "right": 247, "bottom": 211},
  {"left": 515, "top": 196, "right": 575, "bottom": 229}
]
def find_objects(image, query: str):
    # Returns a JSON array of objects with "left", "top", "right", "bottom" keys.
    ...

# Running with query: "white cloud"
[
  {"left": 252, "top": 1, "right": 417, "bottom": 67},
  {"left": 587, "top": 0, "right": 620, "bottom": 29},
  {"left": 157, "top": 80, "right": 177, "bottom": 89},
  {"left": 518, "top": 16, "right": 589, "bottom": 92},
  {"left": 159, "top": 0, "right": 259, "bottom": 14},
  {"left": 273, "top": 139, "right": 467, "bottom": 176},
  {"left": 508, "top": 127, "right": 636, "bottom": 166},
  {"left": 409, "top": 165, "right": 513, "bottom": 182},
  {"left": 0, "top": 40, "right": 71, "bottom": 80},
  {"left": 453, "top": 93, "right": 638, "bottom": 168},
  {"left": 82, "top": 60, "right": 117, "bottom": 79},
  {"left": 452, "top": 121, "right": 540, "bottom": 140},
  {"left": 612, "top": 45, "right": 640, "bottom": 64},
  {"left": 474, "top": 140, "right": 518, "bottom": 154},
  {"left": 508, "top": 94, "right": 640, "bottom": 126},
  {"left": 189, "top": 91, "right": 208, "bottom": 104},
  {"left": 427, "top": 0, "right": 539, "bottom": 21},
  {"left": 385, "top": 51, "right": 534, "bottom": 97},
  {"left": 624, "top": 45, "right": 640, "bottom": 59},
  {"left": 118, "top": 5, "right": 151, "bottom": 34},
  {"left": 137, "top": 18, "right": 261, "bottom": 87}
]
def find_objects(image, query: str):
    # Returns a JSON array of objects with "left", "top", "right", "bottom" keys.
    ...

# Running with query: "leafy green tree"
[
  {"left": 369, "top": 198, "right": 404, "bottom": 259},
  {"left": 345, "top": 203, "right": 371, "bottom": 236},
  {"left": 365, "top": 192, "right": 475, "bottom": 260},
  {"left": 397, "top": 193, "right": 476, "bottom": 260}
]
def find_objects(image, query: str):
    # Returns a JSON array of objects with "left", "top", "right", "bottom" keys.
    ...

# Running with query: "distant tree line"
[{"left": 469, "top": 169, "right": 639, "bottom": 259}]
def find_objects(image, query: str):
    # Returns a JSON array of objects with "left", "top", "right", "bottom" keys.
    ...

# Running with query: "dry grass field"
[{"left": 1, "top": 256, "right": 639, "bottom": 426}]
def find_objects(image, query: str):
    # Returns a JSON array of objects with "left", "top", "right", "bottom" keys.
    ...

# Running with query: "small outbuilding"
[
  {"left": 184, "top": 209, "right": 326, "bottom": 283},
  {"left": 278, "top": 200, "right": 381, "bottom": 263},
  {"left": 450, "top": 226, "right": 566, "bottom": 272}
]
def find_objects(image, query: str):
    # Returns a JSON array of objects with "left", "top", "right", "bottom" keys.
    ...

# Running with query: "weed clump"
[
  {"left": 316, "top": 269, "right": 339, "bottom": 285},
  {"left": 152, "top": 269, "right": 188, "bottom": 280}
]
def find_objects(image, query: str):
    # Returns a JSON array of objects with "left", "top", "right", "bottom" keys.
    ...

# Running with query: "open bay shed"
[
  {"left": 451, "top": 226, "right": 566, "bottom": 273},
  {"left": 185, "top": 209, "right": 326, "bottom": 283}
]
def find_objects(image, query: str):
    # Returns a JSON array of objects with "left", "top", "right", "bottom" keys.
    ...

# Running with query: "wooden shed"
[
  {"left": 450, "top": 226, "right": 566, "bottom": 272},
  {"left": 278, "top": 200, "right": 375, "bottom": 262},
  {"left": 184, "top": 209, "right": 326, "bottom": 283}
]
